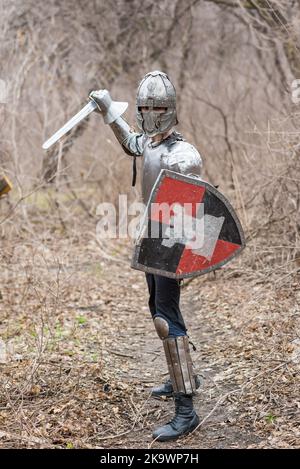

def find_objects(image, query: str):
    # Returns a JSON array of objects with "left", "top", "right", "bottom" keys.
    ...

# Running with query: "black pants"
[{"left": 145, "top": 273, "right": 187, "bottom": 337}]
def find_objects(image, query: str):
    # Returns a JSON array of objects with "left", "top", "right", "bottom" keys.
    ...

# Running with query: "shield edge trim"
[{"left": 131, "top": 169, "right": 246, "bottom": 279}]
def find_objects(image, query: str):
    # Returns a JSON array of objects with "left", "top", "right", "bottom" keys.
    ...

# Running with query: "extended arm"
[
  {"left": 110, "top": 117, "right": 146, "bottom": 157},
  {"left": 90, "top": 89, "right": 146, "bottom": 157}
]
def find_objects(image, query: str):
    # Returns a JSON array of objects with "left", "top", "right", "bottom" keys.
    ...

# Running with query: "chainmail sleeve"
[
  {"left": 110, "top": 117, "right": 147, "bottom": 157},
  {"left": 109, "top": 116, "right": 148, "bottom": 185}
]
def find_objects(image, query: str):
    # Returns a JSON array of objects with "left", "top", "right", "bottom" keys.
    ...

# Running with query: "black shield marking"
[
  {"left": 202, "top": 189, "right": 241, "bottom": 245},
  {"left": 137, "top": 219, "right": 185, "bottom": 273}
]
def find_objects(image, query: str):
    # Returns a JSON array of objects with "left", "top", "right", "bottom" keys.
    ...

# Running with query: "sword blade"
[{"left": 42, "top": 100, "right": 98, "bottom": 150}]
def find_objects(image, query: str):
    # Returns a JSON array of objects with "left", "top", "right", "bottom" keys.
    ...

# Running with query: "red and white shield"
[{"left": 131, "top": 170, "right": 246, "bottom": 279}]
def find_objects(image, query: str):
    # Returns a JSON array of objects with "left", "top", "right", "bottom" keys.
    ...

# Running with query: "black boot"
[
  {"left": 151, "top": 375, "right": 201, "bottom": 398},
  {"left": 151, "top": 378, "right": 173, "bottom": 398},
  {"left": 152, "top": 394, "right": 199, "bottom": 442}
]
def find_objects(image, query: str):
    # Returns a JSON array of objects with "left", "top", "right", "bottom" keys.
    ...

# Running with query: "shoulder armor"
[{"left": 161, "top": 140, "right": 202, "bottom": 178}]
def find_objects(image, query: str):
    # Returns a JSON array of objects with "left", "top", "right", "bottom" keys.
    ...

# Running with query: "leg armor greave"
[{"left": 153, "top": 317, "right": 196, "bottom": 395}]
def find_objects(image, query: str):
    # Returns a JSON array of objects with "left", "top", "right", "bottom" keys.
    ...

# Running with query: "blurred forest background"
[{"left": 0, "top": 0, "right": 299, "bottom": 449}]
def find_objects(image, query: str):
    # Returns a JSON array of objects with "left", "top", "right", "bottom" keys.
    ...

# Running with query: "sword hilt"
[{"left": 88, "top": 95, "right": 102, "bottom": 114}]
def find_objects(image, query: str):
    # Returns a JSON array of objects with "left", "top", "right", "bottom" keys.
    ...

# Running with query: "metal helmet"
[{"left": 136, "top": 70, "right": 178, "bottom": 137}]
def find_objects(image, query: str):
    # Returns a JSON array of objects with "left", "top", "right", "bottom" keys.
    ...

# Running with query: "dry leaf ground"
[{"left": 0, "top": 206, "right": 299, "bottom": 449}]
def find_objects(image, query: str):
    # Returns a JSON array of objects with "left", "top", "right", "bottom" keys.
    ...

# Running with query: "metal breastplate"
[
  {"left": 141, "top": 133, "right": 202, "bottom": 204},
  {"left": 141, "top": 139, "right": 165, "bottom": 204}
]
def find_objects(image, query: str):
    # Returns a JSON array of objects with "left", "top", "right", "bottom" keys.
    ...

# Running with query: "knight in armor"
[{"left": 90, "top": 71, "right": 202, "bottom": 441}]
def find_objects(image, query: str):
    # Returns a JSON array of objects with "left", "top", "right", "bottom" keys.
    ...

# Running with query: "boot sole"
[
  {"left": 153, "top": 416, "right": 200, "bottom": 442},
  {"left": 150, "top": 392, "right": 173, "bottom": 399}
]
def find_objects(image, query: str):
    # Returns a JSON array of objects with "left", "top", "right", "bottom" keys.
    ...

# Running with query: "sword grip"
[{"left": 89, "top": 96, "right": 102, "bottom": 114}]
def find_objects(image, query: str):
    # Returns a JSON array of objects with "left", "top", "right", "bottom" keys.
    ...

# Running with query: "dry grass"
[
  {"left": 1, "top": 0, "right": 300, "bottom": 449},
  {"left": 0, "top": 199, "right": 299, "bottom": 449}
]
